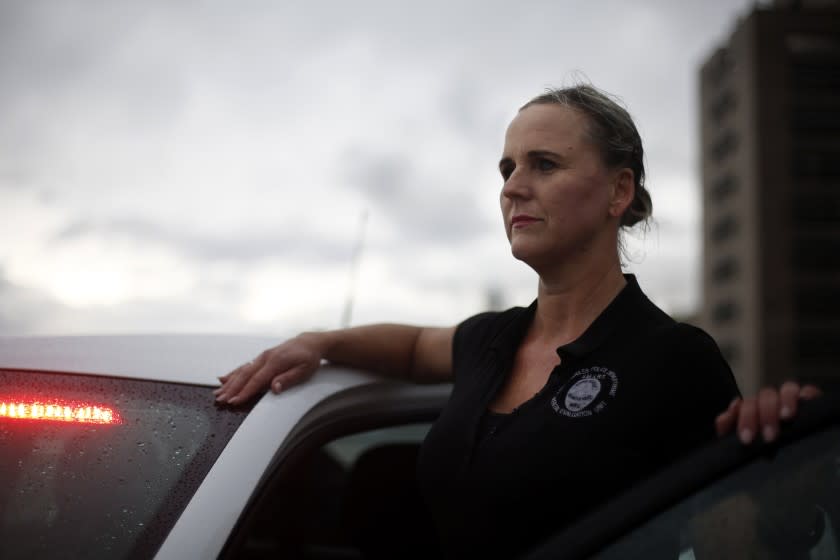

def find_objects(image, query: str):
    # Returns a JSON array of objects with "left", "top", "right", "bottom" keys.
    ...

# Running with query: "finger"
[
  {"left": 228, "top": 360, "right": 293, "bottom": 404},
  {"left": 216, "top": 355, "right": 265, "bottom": 402},
  {"left": 219, "top": 360, "right": 252, "bottom": 386},
  {"left": 215, "top": 364, "right": 246, "bottom": 399},
  {"left": 270, "top": 375, "right": 284, "bottom": 394},
  {"left": 736, "top": 397, "right": 759, "bottom": 444},
  {"left": 800, "top": 384, "right": 822, "bottom": 399},
  {"left": 779, "top": 381, "right": 801, "bottom": 420},
  {"left": 215, "top": 366, "right": 244, "bottom": 394},
  {"left": 216, "top": 356, "right": 254, "bottom": 383},
  {"left": 715, "top": 398, "right": 740, "bottom": 437},
  {"left": 214, "top": 366, "right": 242, "bottom": 398},
  {"left": 269, "top": 364, "right": 316, "bottom": 394},
  {"left": 756, "top": 388, "right": 780, "bottom": 442}
]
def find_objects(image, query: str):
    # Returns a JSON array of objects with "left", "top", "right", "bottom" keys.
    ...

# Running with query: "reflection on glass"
[{"left": 597, "top": 427, "right": 840, "bottom": 560}]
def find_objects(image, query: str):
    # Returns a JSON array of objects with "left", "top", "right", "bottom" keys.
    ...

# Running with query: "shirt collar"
[
  {"left": 488, "top": 274, "right": 647, "bottom": 361},
  {"left": 557, "top": 274, "right": 645, "bottom": 358}
]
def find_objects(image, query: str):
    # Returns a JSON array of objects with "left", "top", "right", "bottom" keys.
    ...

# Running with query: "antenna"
[{"left": 340, "top": 210, "right": 368, "bottom": 328}]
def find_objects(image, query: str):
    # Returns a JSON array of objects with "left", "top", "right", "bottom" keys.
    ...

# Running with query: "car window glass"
[
  {"left": 324, "top": 423, "right": 431, "bottom": 467},
  {"left": 592, "top": 426, "right": 840, "bottom": 560},
  {"left": 0, "top": 369, "right": 251, "bottom": 560},
  {"left": 234, "top": 421, "right": 439, "bottom": 560}
]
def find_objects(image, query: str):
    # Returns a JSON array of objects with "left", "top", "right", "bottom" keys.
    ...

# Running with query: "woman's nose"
[{"left": 501, "top": 169, "right": 530, "bottom": 200}]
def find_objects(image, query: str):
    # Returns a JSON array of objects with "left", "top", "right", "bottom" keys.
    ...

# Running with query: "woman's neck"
[{"left": 531, "top": 260, "right": 627, "bottom": 347}]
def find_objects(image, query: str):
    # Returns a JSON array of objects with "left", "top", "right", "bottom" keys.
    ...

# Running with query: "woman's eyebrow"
[
  {"left": 499, "top": 149, "right": 568, "bottom": 170},
  {"left": 527, "top": 149, "right": 565, "bottom": 161}
]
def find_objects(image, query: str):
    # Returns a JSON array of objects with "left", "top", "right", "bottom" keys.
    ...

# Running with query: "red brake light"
[{"left": 0, "top": 398, "right": 121, "bottom": 425}]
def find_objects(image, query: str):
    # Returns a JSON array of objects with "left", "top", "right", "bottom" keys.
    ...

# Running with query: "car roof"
[{"left": 0, "top": 334, "right": 293, "bottom": 385}]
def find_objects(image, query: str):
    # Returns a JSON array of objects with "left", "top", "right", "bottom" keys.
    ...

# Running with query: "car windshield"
[{"left": 0, "top": 369, "right": 251, "bottom": 560}]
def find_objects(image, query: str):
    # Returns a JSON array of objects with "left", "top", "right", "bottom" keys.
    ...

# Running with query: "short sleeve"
[
  {"left": 661, "top": 323, "right": 741, "bottom": 450},
  {"left": 450, "top": 304, "right": 532, "bottom": 384},
  {"left": 451, "top": 311, "right": 501, "bottom": 382}
]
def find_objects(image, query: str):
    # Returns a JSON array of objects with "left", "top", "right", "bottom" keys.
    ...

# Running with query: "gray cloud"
[
  {"left": 0, "top": 0, "right": 762, "bottom": 334},
  {"left": 0, "top": 266, "right": 66, "bottom": 335},
  {"left": 52, "top": 217, "right": 356, "bottom": 264},
  {"left": 0, "top": 2, "right": 187, "bottom": 195},
  {"left": 342, "top": 149, "right": 495, "bottom": 246}
]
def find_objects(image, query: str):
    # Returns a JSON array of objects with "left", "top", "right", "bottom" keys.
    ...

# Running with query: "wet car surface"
[{"left": 0, "top": 335, "right": 447, "bottom": 559}]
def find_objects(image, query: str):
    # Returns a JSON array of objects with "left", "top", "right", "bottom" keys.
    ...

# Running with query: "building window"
[
  {"left": 793, "top": 235, "right": 840, "bottom": 272},
  {"left": 711, "top": 256, "right": 739, "bottom": 283},
  {"left": 710, "top": 173, "right": 738, "bottom": 203},
  {"left": 791, "top": 57, "right": 840, "bottom": 91},
  {"left": 712, "top": 300, "right": 739, "bottom": 324},
  {"left": 710, "top": 214, "right": 738, "bottom": 243},
  {"left": 709, "top": 88, "right": 736, "bottom": 124},
  {"left": 792, "top": 147, "right": 840, "bottom": 179},
  {"left": 710, "top": 130, "right": 738, "bottom": 163},
  {"left": 791, "top": 109, "right": 840, "bottom": 137},
  {"left": 786, "top": 34, "right": 840, "bottom": 57},
  {"left": 795, "top": 284, "right": 840, "bottom": 321},
  {"left": 793, "top": 191, "right": 840, "bottom": 223},
  {"left": 795, "top": 327, "right": 840, "bottom": 364}
]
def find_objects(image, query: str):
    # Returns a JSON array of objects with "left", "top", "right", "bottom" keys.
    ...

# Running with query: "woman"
[{"left": 215, "top": 84, "right": 818, "bottom": 557}]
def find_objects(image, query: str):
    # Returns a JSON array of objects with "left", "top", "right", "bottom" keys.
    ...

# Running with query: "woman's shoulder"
[
  {"left": 650, "top": 321, "right": 741, "bottom": 396},
  {"left": 625, "top": 298, "right": 720, "bottom": 357},
  {"left": 453, "top": 304, "right": 533, "bottom": 358},
  {"left": 654, "top": 321, "right": 724, "bottom": 356},
  {"left": 457, "top": 305, "right": 527, "bottom": 334}
]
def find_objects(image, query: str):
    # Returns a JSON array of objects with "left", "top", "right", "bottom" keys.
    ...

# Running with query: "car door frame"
[
  {"left": 218, "top": 379, "right": 451, "bottom": 559},
  {"left": 522, "top": 393, "right": 840, "bottom": 560}
]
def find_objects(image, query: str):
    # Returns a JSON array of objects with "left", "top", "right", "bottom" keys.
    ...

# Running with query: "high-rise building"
[{"left": 699, "top": 0, "right": 840, "bottom": 396}]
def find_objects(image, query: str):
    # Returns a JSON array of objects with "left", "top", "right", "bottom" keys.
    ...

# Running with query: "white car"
[
  {"left": 1, "top": 335, "right": 838, "bottom": 559},
  {"left": 0, "top": 335, "right": 449, "bottom": 559}
]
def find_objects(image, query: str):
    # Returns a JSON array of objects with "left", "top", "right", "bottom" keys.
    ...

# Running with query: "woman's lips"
[{"left": 511, "top": 215, "right": 540, "bottom": 229}]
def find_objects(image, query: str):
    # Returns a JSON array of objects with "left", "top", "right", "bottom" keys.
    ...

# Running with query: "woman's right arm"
[{"left": 213, "top": 324, "right": 456, "bottom": 405}]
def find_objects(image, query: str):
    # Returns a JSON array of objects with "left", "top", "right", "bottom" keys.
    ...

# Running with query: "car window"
[
  {"left": 231, "top": 421, "right": 440, "bottom": 560},
  {"left": 592, "top": 426, "right": 840, "bottom": 559},
  {"left": 0, "top": 369, "right": 251, "bottom": 560}
]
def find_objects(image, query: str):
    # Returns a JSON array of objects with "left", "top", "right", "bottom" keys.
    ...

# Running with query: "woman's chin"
[{"left": 509, "top": 243, "right": 540, "bottom": 266}]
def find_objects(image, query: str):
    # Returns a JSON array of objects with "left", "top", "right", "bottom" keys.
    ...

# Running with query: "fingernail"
[
  {"left": 763, "top": 425, "right": 776, "bottom": 442},
  {"left": 740, "top": 428, "right": 754, "bottom": 444},
  {"left": 213, "top": 387, "right": 223, "bottom": 395},
  {"left": 780, "top": 405, "right": 792, "bottom": 419},
  {"left": 215, "top": 393, "right": 227, "bottom": 402},
  {"left": 272, "top": 381, "right": 283, "bottom": 393},
  {"left": 228, "top": 396, "right": 240, "bottom": 405}
]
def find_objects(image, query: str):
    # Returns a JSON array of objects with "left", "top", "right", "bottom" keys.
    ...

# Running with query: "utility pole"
[{"left": 340, "top": 210, "right": 368, "bottom": 328}]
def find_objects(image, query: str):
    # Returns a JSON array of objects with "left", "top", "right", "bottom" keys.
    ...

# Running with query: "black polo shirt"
[{"left": 417, "top": 275, "right": 740, "bottom": 558}]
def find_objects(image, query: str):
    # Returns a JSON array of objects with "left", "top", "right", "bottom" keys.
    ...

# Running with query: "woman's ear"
[{"left": 609, "top": 168, "right": 635, "bottom": 218}]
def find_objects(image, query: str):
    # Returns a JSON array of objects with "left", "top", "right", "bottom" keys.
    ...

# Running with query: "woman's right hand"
[
  {"left": 213, "top": 333, "right": 324, "bottom": 405},
  {"left": 715, "top": 381, "right": 821, "bottom": 444}
]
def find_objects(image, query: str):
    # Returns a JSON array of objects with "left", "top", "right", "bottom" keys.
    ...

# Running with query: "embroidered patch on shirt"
[{"left": 551, "top": 367, "right": 618, "bottom": 418}]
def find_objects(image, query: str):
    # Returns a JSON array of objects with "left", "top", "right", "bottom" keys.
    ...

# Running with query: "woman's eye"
[{"left": 537, "top": 158, "right": 556, "bottom": 171}]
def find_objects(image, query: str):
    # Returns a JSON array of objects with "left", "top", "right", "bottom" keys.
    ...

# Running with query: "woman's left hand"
[{"left": 715, "top": 381, "right": 822, "bottom": 444}]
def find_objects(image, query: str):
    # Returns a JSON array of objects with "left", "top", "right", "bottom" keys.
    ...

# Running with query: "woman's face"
[{"left": 499, "top": 103, "right": 629, "bottom": 272}]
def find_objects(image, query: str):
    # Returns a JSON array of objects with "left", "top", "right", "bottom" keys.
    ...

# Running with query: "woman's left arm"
[{"left": 715, "top": 381, "right": 822, "bottom": 444}]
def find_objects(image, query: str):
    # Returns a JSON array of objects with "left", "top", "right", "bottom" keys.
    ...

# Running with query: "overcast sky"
[{"left": 0, "top": 0, "right": 763, "bottom": 336}]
